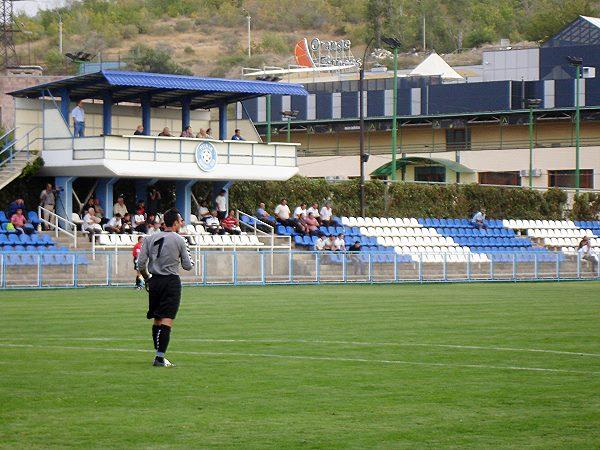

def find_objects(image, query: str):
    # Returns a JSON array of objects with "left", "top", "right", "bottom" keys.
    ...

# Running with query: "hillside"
[{"left": 15, "top": 0, "right": 600, "bottom": 77}]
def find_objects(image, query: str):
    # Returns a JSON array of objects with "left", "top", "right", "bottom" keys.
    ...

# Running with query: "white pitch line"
[
  {"left": 3, "top": 343, "right": 599, "bottom": 375},
  {"left": 13, "top": 337, "right": 600, "bottom": 358}
]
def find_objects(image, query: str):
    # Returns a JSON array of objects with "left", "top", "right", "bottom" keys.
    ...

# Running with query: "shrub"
[{"left": 174, "top": 19, "right": 193, "bottom": 33}]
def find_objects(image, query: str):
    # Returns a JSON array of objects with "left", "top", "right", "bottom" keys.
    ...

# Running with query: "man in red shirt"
[
  {"left": 221, "top": 209, "right": 241, "bottom": 235},
  {"left": 132, "top": 236, "right": 144, "bottom": 290}
]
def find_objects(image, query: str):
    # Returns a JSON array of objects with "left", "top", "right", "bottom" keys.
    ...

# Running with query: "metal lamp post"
[
  {"left": 567, "top": 56, "right": 583, "bottom": 193},
  {"left": 359, "top": 37, "right": 375, "bottom": 216},
  {"left": 281, "top": 110, "right": 299, "bottom": 143},
  {"left": 382, "top": 37, "right": 402, "bottom": 181},
  {"left": 526, "top": 98, "right": 542, "bottom": 188},
  {"left": 256, "top": 75, "right": 282, "bottom": 144}
]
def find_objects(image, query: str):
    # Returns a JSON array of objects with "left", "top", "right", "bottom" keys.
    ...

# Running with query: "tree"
[{"left": 126, "top": 44, "right": 193, "bottom": 75}]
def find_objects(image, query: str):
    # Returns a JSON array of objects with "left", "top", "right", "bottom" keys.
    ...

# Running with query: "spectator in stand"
[
  {"left": 334, "top": 233, "right": 346, "bottom": 252},
  {"left": 215, "top": 189, "right": 228, "bottom": 221},
  {"left": 8, "top": 198, "right": 26, "bottom": 217},
  {"left": 148, "top": 187, "right": 161, "bottom": 215},
  {"left": 158, "top": 127, "right": 172, "bottom": 137},
  {"left": 10, "top": 208, "right": 28, "bottom": 235},
  {"left": 231, "top": 129, "right": 244, "bottom": 141},
  {"left": 113, "top": 196, "right": 128, "bottom": 218},
  {"left": 307, "top": 202, "right": 320, "bottom": 223},
  {"left": 180, "top": 125, "right": 194, "bottom": 138},
  {"left": 221, "top": 209, "right": 241, "bottom": 235},
  {"left": 304, "top": 212, "right": 319, "bottom": 236},
  {"left": 133, "top": 207, "right": 148, "bottom": 233},
  {"left": 319, "top": 202, "right": 335, "bottom": 227},
  {"left": 132, "top": 236, "right": 144, "bottom": 290},
  {"left": 314, "top": 235, "right": 326, "bottom": 251},
  {"left": 578, "top": 236, "right": 599, "bottom": 271},
  {"left": 136, "top": 200, "right": 146, "bottom": 215},
  {"left": 82, "top": 207, "right": 102, "bottom": 242},
  {"left": 122, "top": 213, "right": 133, "bottom": 234},
  {"left": 92, "top": 198, "right": 108, "bottom": 225},
  {"left": 205, "top": 128, "right": 214, "bottom": 139},
  {"left": 349, "top": 240, "right": 361, "bottom": 252},
  {"left": 134, "top": 125, "right": 144, "bottom": 135},
  {"left": 70, "top": 100, "right": 85, "bottom": 138},
  {"left": 39, "top": 183, "right": 55, "bottom": 230},
  {"left": 294, "top": 202, "right": 308, "bottom": 220},
  {"left": 147, "top": 222, "right": 161, "bottom": 235},
  {"left": 348, "top": 240, "right": 364, "bottom": 275},
  {"left": 323, "top": 235, "right": 336, "bottom": 251},
  {"left": 274, "top": 198, "right": 296, "bottom": 227},
  {"left": 196, "top": 128, "right": 208, "bottom": 139},
  {"left": 205, "top": 210, "right": 222, "bottom": 235},
  {"left": 471, "top": 208, "right": 488, "bottom": 230},
  {"left": 256, "top": 202, "right": 276, "bottom": 228},
  {"left": 198, "top": 201, "right": 211, "bottom": 221},
  {"left": 104, "top": 213, "right": 122, "bottom": 234}
]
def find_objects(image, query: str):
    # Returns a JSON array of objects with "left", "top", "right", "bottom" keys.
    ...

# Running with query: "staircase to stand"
[{"left": 0, "top": 127, "right": 42, "bottom": 190}]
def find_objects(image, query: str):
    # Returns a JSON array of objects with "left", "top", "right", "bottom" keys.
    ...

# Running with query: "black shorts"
[{"left": 146, "top": 274, "right": 181, "bottom": 320}]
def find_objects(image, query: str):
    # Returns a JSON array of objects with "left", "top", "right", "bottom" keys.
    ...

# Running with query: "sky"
[{"left": 15, "top": 0, "right": 70, "bottom": 16}]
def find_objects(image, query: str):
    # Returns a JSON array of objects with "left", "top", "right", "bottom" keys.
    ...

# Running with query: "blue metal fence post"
[
  {"left": 315, "top": 252, "right": 320, "bottom": 283},
  {"left": 260, "top": 252, "right": 265, "bottom": 285},
  {"left": 418, "top": 254, "right": 423, "bottom": 283},
  {"left": 556, "top": 252, "right": 560, "bottom": 280},
  {"left": 467, "top": 253, "right": 471, "bottom": 281},
  {"left": 289, "top": 251, "right": 294, "bottom": 283},
  {"left": 73, "top": 252, "right": 79, "bottom": 287},
  {"left": 393, "top": 253, "right": 398, "bottom": 282},
  {"left": 342, "top": 252, "right": 347, "bottom": 282},
  {"left": 233, "top": 252, "right": 237, "bottom": 285},
  {"left": 202, "top": 252, "right": 207, "bottom": 285},
  {"left": 368, "top": 253, "right": 372, "bottom": 283},
  {"left": 1, "top": 254, "right": 4, "bottom": 288},
  {"left": 443, "top": 253, "right": 447, "bottom": 281},
  {"left": 577, "top": 253, "right": 580, "bottom": 279},
  {"left": 141, "top": 93, "right": 152, "bottom": 136},
  {"left": 37, "top": 254, "right": 42, "bottom": 287},
  {"left": 490, "top": 258, "right": 494, "bottom": 280},
  {"left": 534, "top": 253, "right": 538, "bottom": 280},
  {"left": 512, "top": 254, "right": 517, "bottom": 281},
  {"left": 106, "top": 253, "right": 111, "bottom": 286}
]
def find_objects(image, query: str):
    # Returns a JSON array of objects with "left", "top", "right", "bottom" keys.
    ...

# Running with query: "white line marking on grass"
[
  {"left": 17, "top": 337, "right": 600, "bottom": 358},
  {"left": 3, "top": 343, "right": 599, "bottom": 375}
]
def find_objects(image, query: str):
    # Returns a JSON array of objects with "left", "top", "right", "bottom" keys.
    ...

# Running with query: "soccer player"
[
  {"left": 132, "top": 236, "right": 144, "bottom": 290},
  {"left": 137, "top": 209, "right": 194, "bottom": 367}
]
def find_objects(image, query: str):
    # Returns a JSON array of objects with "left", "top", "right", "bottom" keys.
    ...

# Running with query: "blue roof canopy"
[{"left": 9, "top": 70, "right": 308, "bottom": 110}]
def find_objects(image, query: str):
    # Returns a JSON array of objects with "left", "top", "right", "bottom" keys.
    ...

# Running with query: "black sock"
[
  {"left": 156, "top": 324, "right": 171, "bottom": 358},
  {"left": 152, "top": 324, "right": 160, "bottom": 350}
]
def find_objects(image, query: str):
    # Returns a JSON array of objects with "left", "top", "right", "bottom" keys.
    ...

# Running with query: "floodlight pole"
[
  {"left": 575, "top": 64, "right": 581, "bottom": 193},
  {"left": 528, "top": 104, "right": 534, "bottom": 188},
  {"left": 266, "top": 94, "right": 271, "bottom": 143},
  {"left": 287, "top": 117, "right": 291, "bottom": 143},
  {"left": 359, "top": 37, "right": 375, "bottom": 217},
  {"left": 391, "top": 45, "right": 399, "bottom": 181}
]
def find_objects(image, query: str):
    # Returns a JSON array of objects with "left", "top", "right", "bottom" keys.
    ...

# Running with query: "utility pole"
[
  {"left": 567, "top": 56, "right": 583, "bottom": 193},
  {"left": 58, "top": 13, "right": 63, "bottom": 55},
  {"left": 422, "top": 16, "right": 426, "bottom": 51},
  {"left": 247, "top": 15, "right": 251, "bottom": 58},
  {"left": 383, "top": 37, "right": 401, "bottom": 181},
  {"left": 0, "top": 0, "right": 23, "bottom": 69},
  {"left": 359, "top": 37, "right": 375, "bottom": 216},
  {"left": 526, "top": 98, "right": 541, "bottom": 188}
]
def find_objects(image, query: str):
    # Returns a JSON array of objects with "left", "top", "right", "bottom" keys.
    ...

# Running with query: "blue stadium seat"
[
  {"left": 0, "top": 211, "right": 7, "bottom": 223},
  {"left": 303, "top": 236, "right": 312, "bottom": 246},
  {"left": 294, "top": 236, "right": 304, "bottom": 246},
  {"left": 19, "top": 234, "right": 32, "bottom": 245},
  {"left": 8, "top": 234, "right": 20, "bottom": 245},
  {"left": 0, "top": 235, "right": 8, "bottom": 246},
  {"left": 27, "top": 211, "right": 40, "bottom": 226},
  {"left": 276, "top": 225, "right": 286, "bottom": 235}
]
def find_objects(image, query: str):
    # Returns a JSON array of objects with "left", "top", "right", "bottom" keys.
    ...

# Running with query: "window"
[
  {"left": 414, "top": 166, "right": 446, "bottom": 182},
  {"left": 446, "top": 128, "right": 471, "bottom": 151},
  {"left": 548, "top": 170, "right": 594, "bottom": 189},
  {"left": 478, "top": 171, "right": 521, "bottom": 186}
]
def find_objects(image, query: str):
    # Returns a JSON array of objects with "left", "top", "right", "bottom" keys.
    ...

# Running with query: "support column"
[
  {"left": 55, "top": 176, "right": 76, "bottom": 224},
  {"left": 219, "top": 103, "right": 228, "bottom": 140},
  {"left": 102, "top": 92, "right": 112, "bottom": 135},
  {"left": 135, "top": 178, "right": 158, "bottom": 206},
  {"left": 58, "top": 87, "right": 70, "bottom": 125},
  {"left": 96, "top": 177, "right": 118, "bottom": 218},
  {"left": 182, "top": 95, "right": 191, "bottom": 132},
  {"left": 176, "top": 180, "right": 197, "bottom": 223},
  {"left": 212, "top": 181, "right": 233, "bottom": 212},
  {"left": 141, "top": 94, "right": 151, "bottom": 136}
]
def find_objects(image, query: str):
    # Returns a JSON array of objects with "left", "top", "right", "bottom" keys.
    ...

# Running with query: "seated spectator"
[
  {"left": 104, "top": 213, "right": 123, "bottom": 234},
  {"left": 314, "top": 235, "right": 326, "bottom": 251},
  {"left": 205, "top": 128, "right": 214, "bottom": 139},
  {"left": 348, "top": 241, "right": 364, "bottom": 275},
  {"left": 471, "top": 208, "right": 488, "bottom": 230},
  {"left": 133, "top": 125, "right": 144, "bottom": 135},
  {"left": 205, "top": 210, "right": 222, "bottom": 235},
  {"left": 180, "top": 125, "right": 194, "bottom": 138},
  {"left": 113, "top": 196, "right": 128, "bottom": 217},
  {"left": 294, "top": 203, "right": 308, "bottom": 220},
  {"left": 92, "top": 198, "right": 108, "bottom": 225},
  {"left": 158, "top": 127, "right": 172, "bottom": 137},
  {"left": 133, "top": 207, "right": 147, "bottom": 234},
  {"left": 122, "top": 213, "right": 133, "bottom": 234},
  {"left": 334, "top": 233, "right": 346, "bottom": 252},
  {"left": 256, "top": 202, "right": 276, "bottom": 228},
  {"left": 198, "top": 202, "right": 211, "bottom": 221},
  {"left": 274, "top": 198, "right": 296, "bottom": 227},
  {"left": 221, "top": 209, "right": 241, "bottom": 235},
  {"left": 307, "top": 203, "right": 321, "bottom": 223},
  {"left": 147, "top": 222, "right": 161, "bottom": 235},
  {"left": 304, "top": 212, "right": 319, "bottom": 236},
  {"left": 349, "top": 241, "right": 361, "bottom": 252},
  {"left": 136, "top": 200, "right": 146, "bottom": 215},
  {"left": 82, "top": 207, "right": 102, "bottom": 242},
  {"left": 231, "top": 129, "right": 244, "bottom": 141},
  {"left": 578, "top": 236, "right": 599, "bottom": 271},
  {"left": 10, "top": 208, "right": 29, "bottom": 235},
  {"left": 8, "top": 198, "right": 26, "bottom": 217},
  {"left": 196, "top": 128, "right": 208, "bottom": 139},
  {"left": 319, "top": 202, "right": 335, "bottom": 227},
  {"left": 323, "top": 235, "right": 336, "bottom": 251}
]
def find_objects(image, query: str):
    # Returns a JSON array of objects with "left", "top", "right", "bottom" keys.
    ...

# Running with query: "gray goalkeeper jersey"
[{"left": 137, "top": 231, "right": 194, "bottom": 276}]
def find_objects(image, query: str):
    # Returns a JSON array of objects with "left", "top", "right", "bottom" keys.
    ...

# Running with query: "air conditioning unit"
[
  {"left": 519, "top": 169, "right": 542, "bottom": 177},
  {"left": 583, "top": 67, "right": 596, "bottom": 79}
]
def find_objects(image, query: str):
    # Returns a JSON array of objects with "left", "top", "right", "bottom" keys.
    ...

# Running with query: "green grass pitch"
[{"left": 2, "top": 282, "right": 599, "bottom": 449}]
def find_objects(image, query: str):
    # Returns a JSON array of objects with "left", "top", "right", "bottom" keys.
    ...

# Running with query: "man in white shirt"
[
  {"left": 471, "top": 208, "right": 488, "bottom": 230},
  {"left": 274, "top": 198, "right": 295, "bottom": 227},
  {"left": 578, "top": 236, "right": 598, "bottom": 271},
  {"left": 215, "top": 189, "right": 227, "bottom": 221},
  {"left": 334, "top": 233, "right": 346, "bottom": 252},
  {"left": 323, "top": 235, "right": 336, "bottom": 251},
  {"left": 104, "top": 213, "right": 123, "bottom": 233},
  {"left": 320, "top": 202, "right": 335, "bottom": 226},
  {"left": 293, "top": 203, "right": 308, "bottom": 219},
  {"left": 314, "top": 235, "right": 326, "bottom": 251},
  {"left": 205, "top": 210, "right": 222, "bottom": 235},
  {"left": 113, "top": 196, "right": 128, "bottom": 217},
  {"left": 71, "top": 100, "right": 86, "bottom": 137},
  {"left": 307, "top": 203, "right": 320, "bottom": 221},
  {"left": 133, "top": 208, "right": 148, "bottom": 233},
  {"left": 39, "top": 183, "right": 56, "bottom": 230},
  {"left": 82, "top": 207, "right": 102, "bottom": 242}
]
